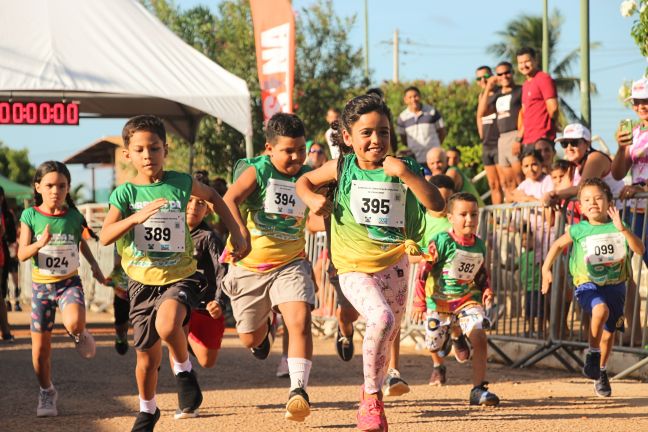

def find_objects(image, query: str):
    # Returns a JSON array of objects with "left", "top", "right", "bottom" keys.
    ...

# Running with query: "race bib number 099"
[
  {"left": 38, "top": 244, "right": 79, "bottom": 276},
  {"left": 585, "top": 232, "right": 626, "bottom": 265},
  {"left": 134, "top": 212, "right": 186, "bottom": 252},
  {"left": 350, "top": 180, "right": 406, "bottom": 227},
  {"left": 264, "top": 178, "right": 306, "bottom": 218}
]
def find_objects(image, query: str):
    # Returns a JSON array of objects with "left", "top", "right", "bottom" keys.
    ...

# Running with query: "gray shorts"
[
  {"left": 498, "top": 130, "right": 519, "bottom": 167},
  {"left": 222, "top": 259, "right": 316, "bottom": 333}
]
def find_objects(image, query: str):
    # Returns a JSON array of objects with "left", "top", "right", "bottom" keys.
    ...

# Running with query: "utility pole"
[
  {"left": 393, "top": 29, "right": 399, "bottom": 83},
  {"left": 363, "top": 0, "right": 369, "bottom": 82},
  {"left": 580, "top": 0, "right": 591, "bottom": 127},
  {"left": 542, "top": 0, "right": 549, "bottom": 71}
]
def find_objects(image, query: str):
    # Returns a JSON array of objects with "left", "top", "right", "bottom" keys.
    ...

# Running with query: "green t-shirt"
[
  {"left": 20, "top": 206, "right": 85, "bottom": 283},
  {"left": 426, "top": 231, "right": 486, "bottom": 311},
  {"left": 109, "top": 170, "right": 196, "bottom": 285},
  {"left": 418, "top": 212, "right": 451, "bottom": 254},
  {"left": 569, "top": 220, "right": 631, "bottom": 287},
  {"left": 331, "top": 154, "right": 427, "bottom": 274},
  {"left": 518, "top": 249, "right": 540, "bottom": 292}
]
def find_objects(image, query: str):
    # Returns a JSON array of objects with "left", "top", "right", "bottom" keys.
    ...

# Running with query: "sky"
[{"left": 0, "top": 0, "right": 645, "bottom": 199}]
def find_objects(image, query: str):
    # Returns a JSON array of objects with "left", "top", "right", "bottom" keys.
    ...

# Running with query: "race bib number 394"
[
  {"left": 350, "top": 180, "right": 406, "bottom": 227},
  {"left": 38, "top": 244, "right": 79, "bottom": 276},
  {"left": 585, "top": 232, "right": 626, "bottom": 265},
  {"left": 134, "top": 212, "right": 186, "bottom": 252},
  {"left": 264, "top": 178, "right": 306, "bottom": 218}
]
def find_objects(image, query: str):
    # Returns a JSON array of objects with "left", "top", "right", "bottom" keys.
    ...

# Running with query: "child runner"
[
  {"left": 414, "top": 192, "right": 500, "bottom": 406},
  {"left": 17, "top": 161, "right": 105, "bottom": 417},
  {"left": 411, "top": 175, "right": 471, "bottom": 387},
  {"left": 297, "top": 94, "right": 444, "bottom": 431},
  {"left": 541, "top": 178, "right": 644, "bottom": 397},
  {"left": 105, "top": 247, "right": 130, "bottom": 355},
  {"left": 100, "top": 115, "right": 248, "bottom": 431},
  {"left": 221, "top": 113, "right": 316, "bottom": 423}
]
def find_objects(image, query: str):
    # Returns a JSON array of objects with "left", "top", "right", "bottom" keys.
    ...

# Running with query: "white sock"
[
  {"left": 173, "top": 357, "right": 192, "bottom": 375},
  {"left": 287, "top": 358, "right": 312, "bottom": 391},
  {"left": 40, "top": 383, "right": 54, "bottom": 392},
  {"left": 139, "top": 396, "right": 157, "bottom": 414}
]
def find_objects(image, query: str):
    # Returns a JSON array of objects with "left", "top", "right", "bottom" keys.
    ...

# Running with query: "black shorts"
[
  {"left": 482, "top": 146, "right": 498, "bottom": 167},
  {"left": 128, "top": 272, "right": 205, "bottom": 350}
]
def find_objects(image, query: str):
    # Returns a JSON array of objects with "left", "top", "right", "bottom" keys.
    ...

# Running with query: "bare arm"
[
  {"left": 296, "top": 159, "right": 337, "bottom": 217},
  {"left": 541, "top": 231, "right": 572, "bottom": 294},
  {"left": 546, "top": 97, "right": 559, "bottom": 121},
  {"left": 80, "top": 239, "right": 105, "bottom": 283},
  {"left": 384, "top": 157, "right": 444, "bottom": 211},
  {"left": 611, "top": 141, "right": 632, "bottom": 181},
  {"left": 608, "top": 207, "right": 645, "bottom": 256}
]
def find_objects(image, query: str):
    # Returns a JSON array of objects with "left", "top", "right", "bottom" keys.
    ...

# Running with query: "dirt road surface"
[{"left": 1, "top": 311, "right": 647, "bottom": 432}]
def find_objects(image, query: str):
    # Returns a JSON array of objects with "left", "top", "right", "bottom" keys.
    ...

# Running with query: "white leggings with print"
[{"left": 339, "top": 255, "right": 409, "bottom": 394}]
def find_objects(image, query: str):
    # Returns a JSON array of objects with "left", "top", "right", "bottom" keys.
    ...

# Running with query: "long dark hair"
[
  {"left": 33, "top": 161, "right": 98, "bottom": 240},
  {"left": 0, "top": 186, "right": 9, "bottom": 216}
]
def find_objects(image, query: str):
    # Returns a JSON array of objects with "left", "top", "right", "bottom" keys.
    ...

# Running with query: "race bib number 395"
[
  {"left": 264, "top": 178, "right": 306, "bottom": 218},
  {"left": 350, "top": 180, "right": 406, "bottom": 227},
  {"left": 585, "top": 232, "right": 626, "bottom": 265},
  {"left": 134, "top": 212, "right": 186, "bottom": 252},
  {"left": 38, "top": 244, "right": 79, "bottom": 276}
]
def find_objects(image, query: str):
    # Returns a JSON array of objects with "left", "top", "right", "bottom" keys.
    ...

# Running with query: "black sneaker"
[
  {"left": 174, "top": 370, "right": 203, "bottom": 419},
  {"left": 335, "top": 326, "right": 354, "bottom": 362},
  {"left": 115, "top": 338, "right": 129, "bottom": 355},
  {"left": 285, "top": 387, "right": 311, "bottom": 422},
  {"left": 583, "top": 351, "right": 601, "bottom": 380},
  {"left": 251, "top": 317, "right": 276, "bottom": 360},
  {"left": 1, "top": 332, "right": 14, "bottom": 342},
  {"left": 131, "top": 408, "right": 160, "bottom": 432},
  {"left": 469, "top": 382, "right": 500, "bottom": 406},
  {"left": 594, "top": 370, "right": 612, "bottom": 397},
  {"left": 14, "top": 303, "right": 22, "bottom": 312}
]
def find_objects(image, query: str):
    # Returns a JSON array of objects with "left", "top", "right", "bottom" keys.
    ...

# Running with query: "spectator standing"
[
  {"left": 446, "top": 147, "right": 461, "bottom": 168},
  {"left": 324, "top": 108, "right": 341, "bottom": 159},
  {"left": 476, "top": 66, "right": 504, "bottom": 204}
]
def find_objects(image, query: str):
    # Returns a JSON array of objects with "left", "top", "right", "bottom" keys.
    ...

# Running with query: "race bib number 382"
[
  {"left": 264, "top": 178, "right": 306, "bottom": 218},
  {"left": 134, "top": 212, "right": 186, "bottom": 252},
  {"left": 350, "top": 180, "right": 406, "bottom": 227}
]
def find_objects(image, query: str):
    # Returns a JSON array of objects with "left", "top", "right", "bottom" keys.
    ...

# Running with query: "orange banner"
[{"left": 250, "top": 0, "right": 295, "bottom": 120}]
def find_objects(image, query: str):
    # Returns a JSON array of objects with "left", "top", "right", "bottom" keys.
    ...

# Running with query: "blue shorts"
[
  {"left": 575, "top": 282, "right": 626, "bottom": 333},
  {"left": 31, "top": 275, "right": 85, "bottom": 332}
]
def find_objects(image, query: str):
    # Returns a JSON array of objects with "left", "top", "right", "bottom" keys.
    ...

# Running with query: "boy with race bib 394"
[
  {"left": 297, "top": 94, "right": 444, "bottom": 432},
  {"left": 18, "top": 161, "right": 105, "bottom": 417},
  {"left": 221, "top": 113, "right": 316, "bottom": 423},
  {"left": 100, "top": 115, "right": 248, "bottom": 431},
  {"left": 542, "top": 178, "right": 644, "bottom": 397}
]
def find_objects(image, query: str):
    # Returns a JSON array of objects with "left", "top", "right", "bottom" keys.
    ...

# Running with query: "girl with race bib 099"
[
  {"left": 297, "top": 94, "right": 444, "bottom": 432},
  {"left": 18, "top": 161, "right": 106, "bottom": 418},
  {"left": 542, "top": 177, "right": 645, "bottom": 398}
]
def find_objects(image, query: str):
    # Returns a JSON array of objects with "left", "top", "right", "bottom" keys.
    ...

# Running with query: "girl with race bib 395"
[
  {"left": 18, "top": 161, "right": 105, "bottom": 418},
  {"left": 297, "top": 94, "right": 444, "bottom": 432},
  {"left": 542, "top": 178, "right": 645, "bottom": 398}
]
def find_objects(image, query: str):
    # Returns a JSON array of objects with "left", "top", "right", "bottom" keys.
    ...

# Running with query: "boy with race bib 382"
[
  {"left": 221, "top": 113, "right": 316, "bottom": 423},
  {"left": 297, "top": 94, "right": 444, "bottom": 432},
  {"left": 542, "top": 178, "right": 644, "bottom": 397},
  {"left": 100, "top": 115, "right": 248, "bottom": 431}
]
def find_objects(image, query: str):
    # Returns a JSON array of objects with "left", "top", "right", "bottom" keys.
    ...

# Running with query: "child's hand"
[
  {"left": 229, "top": 228, "right": 251, "bottom": 261},
  {"left": 608, "top": 206, "right": 625, "bottom": 232},
  {"left": 541, "top": 268, "right": 552, "bottom": 294},
  {"left": 482, "top": 288, "right": 494, "bottom": 309},
  {"left": 307, "top": 194, "right": 333, "bottom": 217},
  {"left": 90, "top": 262, "right": 106, "bottom": 284},
  {"left": 206, "top": 301, "right": 222, "bottom": 319},
  {"left": 36, "top": 224, "right": 52, "bottom": 248},
  {"left": 411, "top": 309, "right": 426, "bottom": 324},
  {"left": 382, "top": 156, "right": 407, "bottom": 178},
  {"left": 133, "top": 198, "right": 167, "bottom": 224}
]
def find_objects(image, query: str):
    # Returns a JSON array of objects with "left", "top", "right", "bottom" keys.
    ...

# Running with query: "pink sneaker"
[{"left": 357, "top": 388, "right": 387, "bottom": 432}]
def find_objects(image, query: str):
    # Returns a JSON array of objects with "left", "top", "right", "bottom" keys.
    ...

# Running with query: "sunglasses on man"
[
  {"left": 497, "top": 70, "right": 512, "bottom": 76},
  {"left": 475, "top": 73, "right": 491, "bottom": 82}
]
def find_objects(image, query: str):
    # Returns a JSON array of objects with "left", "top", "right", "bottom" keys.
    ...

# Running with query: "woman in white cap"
[{"left": 543, "top": 123, "right": 624, "bottom": 207}]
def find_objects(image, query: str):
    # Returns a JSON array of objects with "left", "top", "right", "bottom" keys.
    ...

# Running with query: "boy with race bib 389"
[
  {"left": 542, "top": 178, "right": 644, "bottom": 397},
  {"left": 221, "top": 113, "right": 316, "bottom": 423},
  {"left": 100, "top": 115, "right": 248, "bottom": 431},
  {"left": 297, "top": 94, "right": 444, "bottom": 432}
]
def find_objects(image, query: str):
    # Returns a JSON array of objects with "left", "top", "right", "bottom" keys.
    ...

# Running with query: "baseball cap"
[
  {"left": 625, "top": 77, "right": 648, "bottom": 101},
  {"left": 555, "top": 123, "right": 591, "bottom": 142}
]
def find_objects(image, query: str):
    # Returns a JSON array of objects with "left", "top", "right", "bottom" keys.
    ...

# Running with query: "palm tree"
[{"left": 488, "top": 10, "right": 597, "bottom": 122}]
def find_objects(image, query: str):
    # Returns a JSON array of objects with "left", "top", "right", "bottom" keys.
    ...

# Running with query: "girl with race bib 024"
[
  {"left": 18, "top": 161, "right": 106, "bottom": 418},
  {"left": 542, "top": 177, "right": 644, "bottom": 398},
  {"left": 297, "top": 94, "right": 444, "bottom": 432}
]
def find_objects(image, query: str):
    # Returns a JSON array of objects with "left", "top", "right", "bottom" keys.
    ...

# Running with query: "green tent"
[{"left": 0, "top": 174, "right": 32, "bottom": 200}]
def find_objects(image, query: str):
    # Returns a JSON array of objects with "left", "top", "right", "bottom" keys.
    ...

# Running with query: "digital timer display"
[{"left": 0, "top": 102, "right": 80, "bottom": 125}]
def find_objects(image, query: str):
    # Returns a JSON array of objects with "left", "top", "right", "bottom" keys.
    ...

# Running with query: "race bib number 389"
[
  {"left": 264, "top": 178, "right": 306, "bottom": 218},
  {"left": 350, "top": 180, "right": 406, "bottom": 227},
  {"left": 134, "top": 212, "right": 186, "bottom": 252},
  {"left": 38, "top": 244, "right": 79, "bottom": 276}
]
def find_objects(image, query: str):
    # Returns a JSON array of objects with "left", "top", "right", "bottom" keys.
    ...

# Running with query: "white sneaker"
[
  {"left": 37, "top": 387, "right": 58, "bottom": 417},
  {"left": 72, "top": 329, "right": 96, "bottom": 359},
  {"left": 383, "top": 368, "right": 410, "bottom": 397},
  {"left": 276, "top": 355, "right": 289, "bottom": 378}
]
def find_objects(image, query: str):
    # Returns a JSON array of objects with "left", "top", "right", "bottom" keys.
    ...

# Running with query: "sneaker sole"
[
  {"left": 276, "top": 373, "right": 290, "bottom": 378},
  {"left": 594, "top": 384, "right": 611, "bottom": 398},
  {"left": 384, "top": 382, "right": 410, "bottom": 397},
  {"left": 36, "top": 410, "right": 58, "bottom": 417},
  {"left": 285, "top": 395, "right": 310, "bottom": 422},
  {"left": 174, "top": 409, "right": 199, "bottom": 419},
  {"left": 428, "top": 380, "right": 444, "bottom": 387},
  {"left": 470, "top": 399, "right": 500, "bottom": 407}
]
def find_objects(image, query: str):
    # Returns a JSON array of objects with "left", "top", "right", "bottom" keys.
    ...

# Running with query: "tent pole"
[
  {"left": 188, "top": 142, "right": 194, "bottom": 174},
  {"left": 245, "top": 135, "right": 253, "bottom": 159}
]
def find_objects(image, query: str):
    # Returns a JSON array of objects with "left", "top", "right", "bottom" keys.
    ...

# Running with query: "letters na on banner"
[{"left": 250, "top": 0, "right": 295, "bottom": 120}]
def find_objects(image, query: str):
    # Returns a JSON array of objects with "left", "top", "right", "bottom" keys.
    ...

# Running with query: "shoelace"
[
  {"left": 360, "top": 398, "right": 383, "bottom": 416},
  {"left": 338, "top": 336, "right": 350, "bottom": 346},
  {"left": 599, "top": 372, "right": 610, "bottom": 386},
  {"left": 40, "top": 390, "right": 54, "bottom": 408}
]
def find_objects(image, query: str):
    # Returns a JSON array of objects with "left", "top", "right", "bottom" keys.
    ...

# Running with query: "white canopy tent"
[{"left": 0, "top": 0, "right": 253, "bottom": 165}]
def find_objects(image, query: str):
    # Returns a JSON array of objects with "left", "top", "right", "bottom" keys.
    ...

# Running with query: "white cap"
[
  {"left": 625, "top": 77, "right": 648, "bottom": 101},
  {"left": 555, "top": 123, "right": 591, "bottom": 142}
]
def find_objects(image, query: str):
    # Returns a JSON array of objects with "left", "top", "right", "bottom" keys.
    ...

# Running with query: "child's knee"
[
  {"left": 592, "top": 303, "right": 610, "bottom": 319},
  {"left": 136, "top": 355, "right": 160, "bottom": 372},
  {"left": 468, "top": 328, "right": 488, "bottom": 347},
  {"left": 371, "top": 308, "right": 395, "bottom": 335}
]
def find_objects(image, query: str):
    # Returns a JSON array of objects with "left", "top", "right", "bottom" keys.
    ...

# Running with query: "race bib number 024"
[
  {"left": 350, "top": 180, "right": 406, "bottom": 227},
  {"left": 134, "top": 212, "right": 186, "bottom": 252},
  {"left": 264, "top": 178, "right": 306, "bottom": 218},
  {"left": 585, "top": 232, "right": 626, "bottom": 265},
  {"left": 37, "top": 244, "right": 79, "bottom": 276}
]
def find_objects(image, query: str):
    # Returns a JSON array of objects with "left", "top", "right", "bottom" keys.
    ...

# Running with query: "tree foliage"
[{"left": 0, "top": 141, "right": 35, "bottom": 185}]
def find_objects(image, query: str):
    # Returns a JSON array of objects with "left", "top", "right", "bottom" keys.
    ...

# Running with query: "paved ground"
[{"left": 2, "top": 310, "right": 648, "bottom": 432}]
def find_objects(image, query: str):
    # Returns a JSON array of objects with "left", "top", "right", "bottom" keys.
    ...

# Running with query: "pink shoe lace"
[{"left": 357, "top": 397, "right": 386, "bottom": 431}]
